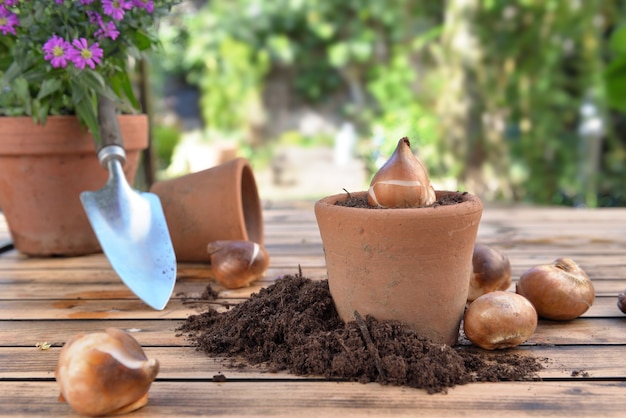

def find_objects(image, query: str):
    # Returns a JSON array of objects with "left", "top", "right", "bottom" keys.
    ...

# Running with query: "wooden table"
[{"left": 1, "top": 202, "right": 626, "bottom": 417}]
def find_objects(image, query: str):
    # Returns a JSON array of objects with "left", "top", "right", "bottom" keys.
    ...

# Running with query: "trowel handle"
[{"left": 97, "top": 96, "right": 127, "bottom": 168}]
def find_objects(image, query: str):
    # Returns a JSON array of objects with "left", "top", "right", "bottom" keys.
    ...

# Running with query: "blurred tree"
[
  {"left": 438, "top": 0, "right": 621, "bottom": 205},
  {"left": 155, "top": 0, "right": 626, "bottom": 205}
]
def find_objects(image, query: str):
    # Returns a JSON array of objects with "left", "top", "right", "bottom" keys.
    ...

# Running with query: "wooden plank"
[
  {"left": 0, "top": 295, "right": 622, "bottom": 320},
  {"left": 0, "top": 265, "right": 320, "bottom": 282},
  {"left": 1, "top": 316, "right": 625, "bottom": 348},
  {"left": 0, "top": 252, "right": 328, "bottom": 270},
  {"left": 1, "top": 380, "right": 626, "bottom": 418},
  {"left": 0, "top": 320, "right": 185, "bottom": 347},
  {"left": 0, "top": 274, "right": 622, "bottom": 299},
  {"left": 1, "top": 344, "right": 625, "bottom": 380},
  {"left": 0, "top": 253, "right": 624, "bottom": 282},
  {"left": 0, "top": 298, "right": 212, "bottom": 320}
]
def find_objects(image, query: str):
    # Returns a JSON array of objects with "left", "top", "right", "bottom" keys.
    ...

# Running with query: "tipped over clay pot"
[
  {"left": 314, "top": 190, "right": 483, "bottom": 346},
  {"left": 150, "top": 158, "right": 264, "bottom": 262}
]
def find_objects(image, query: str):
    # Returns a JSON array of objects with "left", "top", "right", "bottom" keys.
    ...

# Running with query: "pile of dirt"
[{"left": 178, "top": 273, "right": 543, "bottom": 394}]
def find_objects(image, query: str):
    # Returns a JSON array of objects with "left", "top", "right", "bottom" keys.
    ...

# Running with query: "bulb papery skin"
[
  {"left": 463, "top": 291, "right": 537, "bottom": 350},
  {"left": 207, "top": 240, "right": 270, "bottom": 289},
  {"left": 367, "top": 137, "right": 436, "bottom": 208},
  {"left": 516, "top": 257, "right": 595, "bottom": 321},
  {"left": 55, "top": 328, "right": 159, "bottom": 417}
]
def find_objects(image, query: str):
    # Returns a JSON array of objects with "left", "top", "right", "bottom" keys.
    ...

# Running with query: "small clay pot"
[
  {"left": 150, "top": 158, "right": 264, "bottom": 262},
  {"left": 314, "top": 190, "right": 483, "bottom": 346}
]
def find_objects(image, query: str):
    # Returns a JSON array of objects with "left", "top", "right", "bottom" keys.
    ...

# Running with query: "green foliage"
[
  {"left": 472, "top": 0, "right": 603, "bottom": 203},
  {"left": 157, "top": 0, "right": 626, "bottom": 206},
  {"left": 0, "top": 1, "right": 179, "bottom": 142},
  {"left": 161, "top": 0, "right": 443, "bottom": 148},
  {"left": 152, "top": 124, "right": 182, "bottom": 170},
  {"left": 434, "top": 0, "right": 626, "bottom": 206},
  {"left": 606, "top": 25, "right": 626, "bottom": 111}
]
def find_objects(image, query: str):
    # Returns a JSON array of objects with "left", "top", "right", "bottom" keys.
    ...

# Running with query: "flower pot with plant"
[
  {"left": 0, "top": 0, "right": 178, "bottom": 256},
  {"left": 314, "top": 137, "right": 483, "bottom": 346}
]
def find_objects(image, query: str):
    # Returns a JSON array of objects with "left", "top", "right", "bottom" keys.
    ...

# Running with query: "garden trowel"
[{"left": 80, "top": 97, "right": 176, "bottom": 310}]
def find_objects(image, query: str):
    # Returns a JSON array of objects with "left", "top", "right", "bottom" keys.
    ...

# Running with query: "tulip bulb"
[
  {"left": 464, "top": 291, "right": 538, "bottom": 350},
  {"left": 207, "top": 240, "right": 270, "bottom": 289},
  {"left": 467, "top": 244, "right": 512, "bottom": 303},
  {"left": 516, "top": 257, "right": 594, "bottom": 320},
  {"left": 618, "top": 291, "right": 626, "bottom": 314},
  {"left": 55, "top": 328, "right": 159, "bottom": 417},
  {"left": 367, "top": 137, "right": 436, "bottom": 208}
]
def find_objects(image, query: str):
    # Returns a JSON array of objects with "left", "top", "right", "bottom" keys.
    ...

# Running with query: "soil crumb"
[
  {"left": 338, "top": 191, "right": 468, "bottom": 209},
  {"left": 178, "top": 274, "right": 543, "bottom": 394}
]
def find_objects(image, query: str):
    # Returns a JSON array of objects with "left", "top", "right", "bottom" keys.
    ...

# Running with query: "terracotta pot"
[
  {"left": 314, "top": 190, "right": 483, "bottom": 346},
  {"left": 149, "top": 158, "right": 264, "bottom": 262},
  {"left": 0, "top": 115, "right": 147, "bottom": 257}
]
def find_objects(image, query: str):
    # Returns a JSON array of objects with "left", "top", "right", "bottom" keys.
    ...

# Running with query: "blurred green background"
[{"left": 149, "top": 0, "right": 626, "bottom": 206}]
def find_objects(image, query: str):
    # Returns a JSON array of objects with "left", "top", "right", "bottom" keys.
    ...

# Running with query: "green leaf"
[
  {"left": 71, "top": 82, "right": 87, "bottom": 104},
  {"left": 131, "top": 30, "right": 154, "bottom": 51},
  {"left": 73, "top": 95, "right": 100, "bottom": 145},
  {"left": 605, "top": 55, "right": 626, "bottom": 111},
  {"left": 607, "top": 84, "right": 626, "bottom": 110},
  {"left": 11, "top": 78, "right": 30, "bottom": 102},
  {"left": 36, "top": 78, "right": 63, "bottom": 100},
  {"left": 75, "top": 70, "right": 106, "bottom": 93},
  {"left": 37, "top": 101, "right": 50, "bottom": 122},
  {"left": 110, "top": 70, "right": 140, "bottom": 111},
  {"left": 1, "top": 62, "right": 22, "bottom": 86},
  {"left": 609, "top": 25, "right": 626, "bottom": 55}
]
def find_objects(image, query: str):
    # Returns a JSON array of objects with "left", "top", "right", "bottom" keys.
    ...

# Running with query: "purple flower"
[
  {"left": 95, "top": 20, "right": 120, "bottom": 40},
  {"left": 86, "top": 10, "right": 103, "bottom": 25},
  {"left": 133, "top": 0, "right": 154, "bottom": 13},
  {"left": 1, "top": 1, "right": 20, "bottom": 7},
  {"left": 102, "top": 0, "right": 133, "bottom": 21},
  {"left": 0, "top": 7, "right": 19, "bottom": 35},
  {"left": 43, "top": 35, "right": 73, "bottom": 68},
  {"left": 69, "top": 38, "right": 104, "bottom": 70}
]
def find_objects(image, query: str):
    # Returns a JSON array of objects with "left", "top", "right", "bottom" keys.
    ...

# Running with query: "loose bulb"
[
  {"left": 207, "top": 240, "right": 270, "bottom": 289},
  {"left": 367, "top": 137, "right": 436, "bottom": 208},
  {"left": 464, "top": 291, "right": 537, "bottom": 350},
  {"left": 618, "top": 291, "right": 626, "bottom": 314},
  {"left": 516, "top": 257, "right": 594, "bottom": 320},
  {"left": 55, "top": 328, "right": 159, "bottom": 417},
  {"left": 467, "top": 244, "right": 512, "bottom": 303}
]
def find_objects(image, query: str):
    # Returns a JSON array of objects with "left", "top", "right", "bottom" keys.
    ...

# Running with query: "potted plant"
[
  {"left": 0, "top": 0, "right": 178, "bottom": 256},
  {"left": 314, "top": 137, "right": 483, "bottom": 346}
]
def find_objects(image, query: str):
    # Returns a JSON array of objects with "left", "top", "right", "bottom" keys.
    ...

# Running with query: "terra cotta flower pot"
[
  {"left": 0, "top": 115, "right": 147, "bottom": 257},
  {"left": 314, "top": 190, "right": 483, "bottom": 346},
  {"left": 149, "top": 158, "right": 264, "bottom": 262}
]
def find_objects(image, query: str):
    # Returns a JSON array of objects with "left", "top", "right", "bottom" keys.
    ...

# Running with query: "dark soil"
[
  {"left": 337, "top": 191, "right": 468, "bottom": 209},
  {"left": 178, "top": 273, "right": 544, "bottom": 394}
]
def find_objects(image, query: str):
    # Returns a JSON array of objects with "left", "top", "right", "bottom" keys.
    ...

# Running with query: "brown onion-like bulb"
[
  {"left": 55, "top": 328, "right": 159, "bottom": 417},
  {"left": 516, "top": 257, "right": 594, "bottom": 320},
  {"left": 463, "top": 291, "right": 537, "bottom": 350},
  {"left": 467, "top": 243, "right": 512, "bottom": 303},
  {"left": 367, "top": 137, "right": 436, "bottom": 208},
  {"left": 618, "top": 291, "right": 626, "bottom": 314},
  {"left": 207, "top": 240, "right": 270, "bottom": 289}
]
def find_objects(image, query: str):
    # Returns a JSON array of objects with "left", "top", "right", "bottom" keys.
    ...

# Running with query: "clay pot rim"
[
  {"left": 0, "top": 114, "right": 148, "bottom": 155},
  {"left": 315, "top": 190, "right": 483, "bottom": 219}
]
